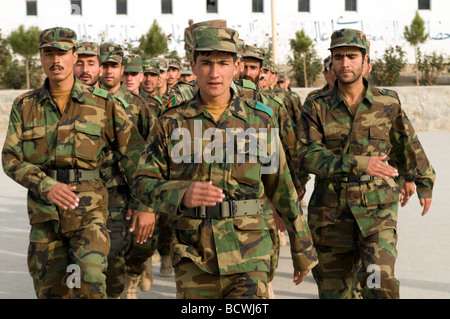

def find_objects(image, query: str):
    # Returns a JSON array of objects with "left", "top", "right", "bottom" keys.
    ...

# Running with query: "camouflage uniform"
[
  {"left": 298, "top": 29, "right": 435, "bottom": 299},
  {"left": 184, "top": 19, "right": 194, "bottom": 61},
  {"left": 1, "top": 28, "right": 147, "bottom": 299},
  {"left": 98, "top": 46, "right": 155, "bottom": 297},
  {"left": 133, "top": 26, "right": 317, "bottom": 299}
]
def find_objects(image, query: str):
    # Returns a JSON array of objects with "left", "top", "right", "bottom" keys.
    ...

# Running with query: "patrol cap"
[
  {"left": 236, "top": 39, "right": 245, "bottom": 58},
  {"left": 38, "top": 27, "right": 77, "bottom": 51},
  {"left": 168, "top": 59, "right": 181, "bottom": 70},
  {"left": 278, "top": 72, "right": 287, "bottom": 82},
  {"left": 100, "top": 43, "right": 125, "bottom": 64},
  {"left": 180, "top": 62, "right": 193, "bottom": 75},
  {"left": 242, "top": 45, "right": 265, "bottom": 61},
  {"left": 142, "top": 58, "right": 160, "bottom": 75},
  {"left": 189, "top": 19, "right": 227, "bottom": 36},
  {"left": 192, "top": 26, "right": 239, "bottom": 54},
  {"left": 77, "top": 41, "right": 99, "bottom": 56},
  {"left": 157, "top": 57, "right": 169, "bottom": 71},
  {"left": 328, "top": 28, "right": 367, "bottom": 51},
  {"left": 123, "top": 54, "right": 143, "bottom": 73}
]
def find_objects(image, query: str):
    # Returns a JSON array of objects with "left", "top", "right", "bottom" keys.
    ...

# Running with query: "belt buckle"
[
  {"left": 57, "top": 169, "right": 69, "bottom": 183},
  {"left": 74, "top": 169, "right": 82, "bottom": 182},
  {"left": 229, "top": 201, "right": 237, "bottom": 218},
  {"left": 206, "top": 203, "right": 221, "bottom": 219}
]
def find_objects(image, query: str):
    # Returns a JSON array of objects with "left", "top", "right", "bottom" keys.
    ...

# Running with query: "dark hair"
[{"left": 193, "top": 50, "right": 238, "bottom": 63}]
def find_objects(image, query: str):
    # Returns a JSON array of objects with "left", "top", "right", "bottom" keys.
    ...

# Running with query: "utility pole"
[{"left": 271, "top": 0, "right": 278, "bottom": 63}]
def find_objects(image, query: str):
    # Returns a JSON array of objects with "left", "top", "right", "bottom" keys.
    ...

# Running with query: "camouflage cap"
[
  {"left": 100, "top": 43, "right": 125, "bottom": 64},
  {"left": 329, "top": 28, "right": 367, "bottom": 51},
  {"left": 192, "top": 26, "right": 239, "bottom": 54},
  {"left": 242, "top": 45, "right": 265, "bottom": 61},
  {"left": 168, "top": 59, "right": 181, "bottom": 70},
  {"left": 142, "top": 58, "right": 160, "bottom": 74},
  {"left": 323, "top": 55, "right": 332, "bottom": 71},
  {"left": 157, "top": 57, "right": 169, "bottom": 71},
  {"left": 180, "top": 62, "right": 193, "bottom": 75},
  {"left": 189, "top": 19, "right": 227, "bottom": 36},
  {"left": 123, "top": 54, "right": 143, "bottom": 73},
  {"left": 77, "top": 41, "right": 99, "bottom": 56},
  {"left": 38, "top": 27, "right": 77, "bottom": 51},
  {"left": 262, "top": 59, "right": 278, "bottom": 73},
  {"left": 236, "top": 39, "right": 245, "bottom": 58}
]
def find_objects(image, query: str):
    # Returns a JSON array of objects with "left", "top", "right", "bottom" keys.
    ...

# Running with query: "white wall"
[{"left": 0, "top": 0, "right": 448, "bottom": 63}]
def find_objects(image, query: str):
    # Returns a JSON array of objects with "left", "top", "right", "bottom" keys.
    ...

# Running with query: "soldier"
[
  {"left": 133, "top": 25, "right": 317, "bottom": 299},
  {"left": 179, "top": 62, "right": 196, "bottom": 83},
  {"left": 98, "top": 43, "right": 156, "bottom": 299},
  {"left": 122, "top": 54, "right": 144, "bottom": 94},
  {"left": 74, "top": 41, "right": 102, "bottom": 87},
  {"left": 184, "top": 19, "right": 194, "bottom": 61},
  {"left": 167, "top": 59, "right": 181, "bottom": 89},
  {"left": 298, "top": 28, "right": 435, "bottom": 299},
  {"left": 1, "top": 27, "right": 153, "bottom": 299}
]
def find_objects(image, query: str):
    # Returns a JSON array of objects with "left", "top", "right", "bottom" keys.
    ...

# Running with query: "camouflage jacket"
[
  {"left": 133, "top": 90, "right": 317, "bottom": 275},
  {"left": 299, "top": 79, "right": 435, "bottom": 237},
  {"left": 1, "top": 77, "right": 146, "bottom": 224}
]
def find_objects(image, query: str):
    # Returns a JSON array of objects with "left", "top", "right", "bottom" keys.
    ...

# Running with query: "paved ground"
[{"left": 0, "top": 132, "right": 449, "bottom": 299}]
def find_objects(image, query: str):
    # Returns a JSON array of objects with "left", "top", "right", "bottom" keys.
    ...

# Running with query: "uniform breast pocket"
[
  {"left": 21, "top": 125, "right": 47, "bottom": 163},
  {"left": 323, "top": 125, "right": 346, "bottom": 154},
  {"left": 368, "top": 125, "right": 390, "bottom": 153},
  {"left": 231, "top": 147, "right": 263, "bottom": 188},
  {"left": 73, "top": 121, "right": 104, "bottom": 162}
]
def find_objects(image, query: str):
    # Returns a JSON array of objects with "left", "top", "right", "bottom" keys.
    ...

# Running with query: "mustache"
[
  {"left": 50, "top": 64, "right": 64, "bottom": 71},
  {"left": 80, "top": 73, "right": 91, "bottom": 78}
]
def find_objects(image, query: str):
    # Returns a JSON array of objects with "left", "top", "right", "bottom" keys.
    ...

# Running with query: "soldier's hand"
[
  {"left": 400, "top": 181, "right": 416, "bottom": 207},
  {"left": 420, "top": 198, "right": 432, "bottom": 216},
  {"left": 47, "top": 183, "right": 79, "bottom": 210},
  {"left": 293, "top": 269, "right": 309, "bottom": 285},
  {"left": 130, "top": 211, "right": 156, "bottom": 244},
  {"left": 366, "top": 155, "right": 398, "bottom": 180},
  {"left": 182, "top": 181, "right": 225, "bottom": 208}
]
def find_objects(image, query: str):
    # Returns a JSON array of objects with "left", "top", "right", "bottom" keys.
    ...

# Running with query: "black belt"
[
  {"left": 325, "top": 175, "right": 382, "bottom": 183},
  {"left": 47, "top": 168, "right": 101, "bottom": 183},
  {"left": 183, "top": 199, "right": 261, "bottom": 219}
]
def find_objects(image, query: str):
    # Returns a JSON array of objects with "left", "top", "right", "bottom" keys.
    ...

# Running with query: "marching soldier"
[
  {"left": 133, "top": 25, "right": 317, "bottom": 299},
  {"left": 1, "top": 27, "right": 153, "bottom": 299},
  {"left": 298, "top": 28, "right": 435, "bottom": 299}
]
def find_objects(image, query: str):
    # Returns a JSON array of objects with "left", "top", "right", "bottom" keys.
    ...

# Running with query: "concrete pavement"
[{"left": 1, "top": 132, "right": 449, "bottom": 299}]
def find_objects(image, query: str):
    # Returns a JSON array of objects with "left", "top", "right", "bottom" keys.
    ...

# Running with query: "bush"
[
  {"left": 417, "top": 49, "right": 447, "bottom": 86},
  {"left": 371, "top": 45, "right": 407, "bottom": 86}
]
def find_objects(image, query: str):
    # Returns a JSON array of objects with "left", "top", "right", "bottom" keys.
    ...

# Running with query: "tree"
[
  {"left": 8, "top": 25, "right": 40, "bottom": 90},
  {"left": 289, "top": 29, "right": 313, "bottom": 87},
  {"left": 371, "top": 45, "right": 407, "bottom": 86},
  {"left": 139, "top": 20, "right": 168, "bottom": 58},
  {"left": 403, "top": 11, "right": 428, "bottom": 86}
]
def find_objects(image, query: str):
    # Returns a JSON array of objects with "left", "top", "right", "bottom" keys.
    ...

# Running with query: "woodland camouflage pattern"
[
  {"left": 38, "top": 27, "right": 77, "bottom": 51},
  {"left": 2, "top": 77, "right": 146, "bottom": 298},
  {"left": 133, "top": 91, "right": 317, "bottom": 283}
]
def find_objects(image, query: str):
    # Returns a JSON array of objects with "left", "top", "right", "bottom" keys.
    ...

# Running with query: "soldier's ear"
[
  {"left": 72, "top": 51, "right": 78, "bottom": 65},
  {"left": 190, "top": 60, "right": 197, "bottom": 76}
]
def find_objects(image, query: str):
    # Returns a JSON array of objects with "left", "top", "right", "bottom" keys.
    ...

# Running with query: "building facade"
[{"left": 0, "top": 0, "right": 448, "bottom": 63}]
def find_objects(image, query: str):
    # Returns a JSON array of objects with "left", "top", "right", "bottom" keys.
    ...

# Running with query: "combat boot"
[
  {"left": 139, "top": 257, "right": 153, "bottom": 292},
  {"left": 159, "top": 254, "right": 173, "bottom": 277},
  {"left": 120, "top": 273, "right": 141, "bottom": 299}
]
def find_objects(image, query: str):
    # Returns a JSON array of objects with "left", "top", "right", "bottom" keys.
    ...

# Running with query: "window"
[
  {"left": 161, "top": 0, "right": 172, "bottom": 14},
  {"left": 418, "top": 0, "right": 431, "bottom": 10},
  {"left": 71, "top": 0, "right": 82, "bottom": 15},
  {"left": 345, "top": 0, "right": 357, "bottom": 11},
  {"left": 252, "top": 0, "right": 263, "bottom": 13},
  {"left": 207, "top": 0, "right": 218, "bottom": 13},
  {"left": 116, "top": 0, "right": 127, "bottom": 14},
  {"left": 26, "top": 0, "right": 37, "bottom": 16},
  {"left": 298, "top": 0, "right": 309, "bottom": 12}
]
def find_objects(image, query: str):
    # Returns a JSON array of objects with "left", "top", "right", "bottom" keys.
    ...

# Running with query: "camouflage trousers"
[
  {"left": 125, "top": 211, "right": 173, "bottom": 274},
  {"left": 27, "top": 187, "right": 109, "bottom": 299},
  {"left": 309, "top": 207, "right": 399, "bottom": 299},
  {"left": 105, "top": 185, "right": 132, "bottom": 298},
  {"left": 174, "top": 259, "right": 269, "bottom": 299}
]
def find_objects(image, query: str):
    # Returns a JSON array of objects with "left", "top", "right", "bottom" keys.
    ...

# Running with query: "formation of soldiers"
[{"left": 1, "top": 19, "right": 436, "bottom": 300}]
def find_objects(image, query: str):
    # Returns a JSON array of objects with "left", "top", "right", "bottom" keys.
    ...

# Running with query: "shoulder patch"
[
  {"left": 92, "top": 87, "right": 109, "bottom": 99},
  {"left": 255, "top": 101, "right": 273, "bottom": 117},
  {"left": 242, "top": 79, "right": 257, "bottom": 90},
  {"left": 115, "top": 96, "right": 129, "bottom": 109}
]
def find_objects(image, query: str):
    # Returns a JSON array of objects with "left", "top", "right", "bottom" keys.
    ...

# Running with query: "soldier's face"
[
  {"left": 122, "top": 72, "right": 143, "bottom": 93},
  {"left": 191, "top": 51, "right": 238, "bottom": 104},
  {"left": 40, "top": 48, "right": 77, "bottom": 83},
  {"left": 101, "top": 63, "right": 124, "bottom": 90},
  {"left": 157, "top": 70, "right": 168, "bottom": 88},
  {"left": 332, "top": 47, "right": 367, "bottom": 85},
  {"left": 167, "top": 67, "right": 180, "bottom": 86},
  {"left": 74, "top": 54, "right": 102, "bottom": 87},
  {"left": 242, "top": 58, "right": 262, "bottom": 84},
  {"left": 141, "top": 73, "right": 159, "bottom": 94}
]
